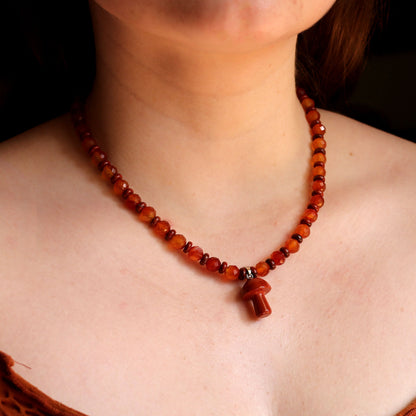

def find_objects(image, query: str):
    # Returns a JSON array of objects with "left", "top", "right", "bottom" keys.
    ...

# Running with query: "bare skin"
[{"left": 1, "top": 1, "right": 416, "bottom": 415}]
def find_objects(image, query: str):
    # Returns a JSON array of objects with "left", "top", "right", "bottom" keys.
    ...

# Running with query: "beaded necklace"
[{"left": 71, "top": 87, "right": 326, "bottom": 319}]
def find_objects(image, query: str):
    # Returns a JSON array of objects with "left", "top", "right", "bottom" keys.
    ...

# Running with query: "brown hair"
[{"left": 296, "top": 0, "right": 388, "bottom": 107}]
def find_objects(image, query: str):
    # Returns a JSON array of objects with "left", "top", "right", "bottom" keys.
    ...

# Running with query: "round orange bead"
[
  {"left": 312, "top": 123, "right": 326, "bottom": 135},
  {"left": 312, "top": 153, "right": 326, "bottom": 165},
  {"left": 169, "top": 234, "right": 186, "bottom": 250},
  {"left": 188, "top": 246, "right": 203, "bottom": 262},
  {"left": 81, "top": 136, "right": 96, "bottom": 153},
  {"left": 91, "top": 149, "right": 107, "bottom": 167},
  {"left": 271, "top": 250, "right": 285, "bottom": 265},
  {"left": 224, "top": 265, "right": 240, "bottom": 280},
  {"left": 138, "top": 206, "right": 156, "bottom": 223},
  {"left": 312, "top": 180, "right": 326, "bottom": 192},
  {"left": 310, "top": 194, "right": 324, "bottom": 208},
  {"left": 301, "top": 98, "right": 315, "bottom": 112},
  {"left": 306, "top": 110, "right": 320, "bottom": 125},
  {"left": 125, "top": 193, "right": 141, "bottom": 210},
  {"left": 303, "top": 208, "right": 318, "bottom": 223},
  {"left": 113, "top": 179, "right": 129, "bottom": 196},
  {"left": 285, "top": 238, "right": 300, "bottom": 253},
  {"left": 154, "top": 220, "right": 170, "bottom": 237},
  {"left": 312, "top": 137, "right": 326, "bottom": 150},
  {"left": 294, "top": 224, "right": 310, "bottom": 238},
  {"left": 312, "top": 166, "right": 326, "bottom": 177},
  {"left": 101, "top": 164, "right": 117, "bottom": 181},
  {"left": 255, "top": 261, "right": 270, "bottom": 277},
  {"left": 206, "top": 257, "right": 221, "bottom": 272}
]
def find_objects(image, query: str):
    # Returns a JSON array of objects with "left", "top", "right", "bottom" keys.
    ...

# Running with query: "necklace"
[{"left": 71, "top": 87, "right": 326, "bottom": 319}]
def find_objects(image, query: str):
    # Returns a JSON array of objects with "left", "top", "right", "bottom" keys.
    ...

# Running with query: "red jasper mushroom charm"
[{"left": 241, "top": 277, "right": 272, "bottom": 318}]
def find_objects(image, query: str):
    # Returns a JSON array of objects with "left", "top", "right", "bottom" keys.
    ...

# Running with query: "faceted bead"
[
  {"left": 301, "top": 98, "right": 315, "bottom": 112},
  {"left": 310, "top": 194, "right": 324, "bottom": 208},
  {"left": 81, "top": 136, "right": 96, "bottom": 153},
  {"left": 206, "top": 257, "right": 221, "bottom": 272},
  {"left": 224, "top": 265, "right": 239, "bottom": 280},
  {"left": 154, "top": 220, "right": 171, "bottom": 237},
  {"left": 312, "top": 137, "right": 326, "bottom": 150},
  {"left": 125, "top": 193, "right": 141, "bottom": 210},
  {"left": 303, "top": 208, "right": 318, "bottom": 223},
  {"left": 312, "top": 153, "right": 326, "bottom": 165},
  {"left": 256, "top": 261, "right": 270, "bottom": 277},
  {"left": 306, "top": 110, "right": 320, "bottom": 125},
  {"left": 91, "top": 149, "right": 107, "bottom": 167},
  {"left": 101, "top": 164, "right": 117, "bottom": 181},
  {"left": 271, "top": 250, "right": 285, "bottom": 265},
  {"left": 188, "top": 246, "right": 204, "bottom": 262},
  {"left": 312, "top": 165, "right": 326, "bottom": 177},
  {"left": 312, "top": 180, "right": 326, "bottom": 192},
  {"left": 294, "top": 223, "right": 311, "bottom": 238},
  {"left": 113, "top": 179, "right": 129, "bottom": 196},
  {"left": 138, "top": 206, "right": 156, "bottom": 223},
  {"left": 169, "top": 234, "right": 186, "bottom": 250},
  {"left": 285, "top": 238, "right": 300, "bottom": 253},
  {"left": 312, "top": 123, "right": 326, "bottom": 135}
]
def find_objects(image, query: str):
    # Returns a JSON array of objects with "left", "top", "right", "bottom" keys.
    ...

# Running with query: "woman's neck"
[{"left": 86, "top": 4, "right": 310, "bottom": 222}]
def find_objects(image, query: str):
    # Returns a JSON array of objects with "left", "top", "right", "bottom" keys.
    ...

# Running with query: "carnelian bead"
[
  {"left": 113, "top": 179, "right": 129, "bottom": 196},
  {"left": 312, "top": 180, "right": 326, "bottom": 192},
  {"left": 294, "top": 224, "right": 311, "bottom": 238},
  {"left": 169, "top": 234, "right": 186, "bottom": 250},
  {"left": 154, "top": 220, "right": 170, "bottom": 237},
  {"left": 312, "top": 153, "right": 326, "bottom": 165},
  {"left": 125, "top": 193, "right": 141, "bottom": 210},
  {"left": 310, "top": 194, "right": 324, "bottom": 208},
  {"left": 312, "top": 166, "right": 326, "bottom": 177},
  {"left": 101, "top": 164, "right": 117, "bottom": 181},
  {"left": 206, "top": 257, "right": 221, "bottom": 272},
  {"left": 81, "top": 136, "right": 96, "bottom": 153},
  {"left": 256, "top": 261, "right": 270, "bottom": 277},
  {"left": 225, "top": 265, "right": 240, "bottom": 280},
  {"left": 312, "top": 123, "right": 326, "bottom": 135},
  {"left": 271, "top": 250, "right": 285, "bottom": 265},
  {"left": 188, "top": 246, "right": 203, "bottom": 262},
  {"left": 138, "top": 206, "right": 156, "bottom": 223},
  {"left": 303, "top": 208, "right": 318, "bottom": 223},
  {"left": 91, "top": 149, "right": 107, "bottom": 167},
  {"left": 285, "top": 238, "right": 300, "bottom": 253},
  {"left": 306, "top": 110, "right": 320, "bottom": 125},
  {"left": 312, "top": 137, "right": 326, "bottom": 150},
  {"left": 301, "top": 98, "right": 315, "bottom": 112}
]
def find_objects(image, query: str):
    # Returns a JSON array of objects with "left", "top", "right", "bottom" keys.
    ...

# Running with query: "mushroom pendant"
[{"left": 241, "top": 277, "right": 272, "bottom": 318}]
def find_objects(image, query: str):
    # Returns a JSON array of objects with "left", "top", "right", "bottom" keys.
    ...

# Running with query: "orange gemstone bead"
[
  {"left": 294, "top": 224, "right": 310, "bottom": 238},
  {"left": 256, "top": 261, "right": 270, "bottom": 277},
  {"left": 206, "top": 257, "right": 221, "bottom": 272},
  {"left": 271, "top": 250, "right": 285, "bottom": 265},
  {"left": 310, "top": 194, "right": 324, "bottom": 208},
  {"left": 154, "top": 220, "right": 170, "bottom": 237},
  {"left": 188, "top": 246, "right": 204, "bottom": 262},
  {"left": 113, "top": 179, "right": 129, "bottom": 196},
  {"left": 91, "top": 149, "right": 107, "bottom": 167},
  {"left": 312, "top": 123, "right": 326, "bottom": 135},
  {"left": 285, "top": 238, "right": 300, "bottom": 253},
  {"left": 312, "top": 180, "right": 326, "bottom": 192},
  {"left": 312, "top": 153, "right": 326, "bottom": 165},
  {"left": 81, "top": 136, "right": 96, "bottom": 153},
  {"left": 312, "top": 137, "right": 326, "bottom": 150},
  {"left": 138, "top": 206, "right": 156, "bottom": 223},
  {"left": 125, "top": 193, "right": 141, "bottom": 210},
  {"left": 224, "top": 265, "right": 240, "bottom": 280},
  {"left": 303, "top": 208, "right": 318, "bottom": 223},
  {"left": 306, "top": 110, "right": 320, "bottom": 125},
  {"left": 301, "top": 98, "right": 315, "bottom": 112},
  {"left": 169, "top": 234, "right": 186, "bottom": 250},
  {"left": 312, "top": 166, "right": 326, "bottom": 177},
  {"left": 101, "top": 164, "right": 117, "bottom": 181}
]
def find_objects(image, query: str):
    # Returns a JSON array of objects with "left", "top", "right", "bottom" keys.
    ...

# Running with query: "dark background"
[{"left": 0, "top": 1, "right": 415, "bottom": 143}]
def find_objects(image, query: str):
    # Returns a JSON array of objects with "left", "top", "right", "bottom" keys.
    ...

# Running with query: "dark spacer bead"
[
  {"left": 309, "top": 119, "right": 321, "bottom": 128},
  {"left": 200, "top": 253, "right": 209, "bottom": 266},
  {"left": 313, "top": 148, "right": 326, "bottom": 155},
  {"left": 250, "top": 267, "right": 258, "bottom": 278},
  {"left": 301, "top": 218, "right": 312, "bottom": 227},
  {"left": 313, "top": 161, "right": 325, "bottom": 168},
  {"left": 87, "top": 145, "right": 100, "bottom": 156},
  {"left": 111, "top": 173, "right": 122, "bottom": 184},
  {"left": 296, "top": 87, "right": 307, "bottom": 99},
  {"left": 98, "top": 160, "right": 110, "bottom": 172},
  {"left": 291, "top": 233, "right": 303, "bottom": 243},
  {"left": 307, "top": 204, "right": 319, "bottom": 211},
  {"left": 150, "top": 216, "right": 161, "bottom": 227},
  {"left": 219, "top": 262, "right": 228, "bottom": 274},
  {"left": 122, "top": 188, "right": 134, "bottom": 199},
  {"left": 313, "top": 175, "right": 325, "bottom": 182},
  {"left": 312, "top": 134, "right": 324, "bottom": 140},
  {"left": 280, "top": 247, "right": 290, "bottom": 258},
  {"left": 266, "top": 258, "right": 276, "bottom": 270},
  {"left": 312, "top": 190, "right": 324, "bottom": 196},
  {"left": 165, "top": 229, "right": 176, "bottom": 241},
  {"left": 239, "top": 267, "right": 248, "bottom": 280},
  {"left": 135, "top": 201, "right": 147, "bottom": 214},
  {"left": 183, "top": 241, "right": 193, "bottom": 253}
]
